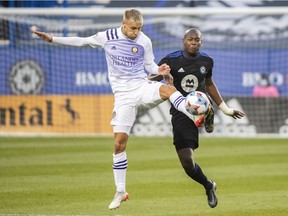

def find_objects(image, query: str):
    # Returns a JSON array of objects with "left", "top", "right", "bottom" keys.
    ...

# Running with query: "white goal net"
[{"left": 0, "top": 7, "right": 287, "bottom": 137}]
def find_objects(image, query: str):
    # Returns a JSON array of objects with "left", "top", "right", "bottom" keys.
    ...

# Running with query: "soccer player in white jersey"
[{"left": 34, "top": 8, "right": 198, "bottom": 210}]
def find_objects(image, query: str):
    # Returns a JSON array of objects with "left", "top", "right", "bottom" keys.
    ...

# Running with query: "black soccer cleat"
[
  {"left": 206, "top": 180, "right": 218, "bottom": 208},
  {"left": 204, "top": 106, "right": 214, "bottom": 133}
]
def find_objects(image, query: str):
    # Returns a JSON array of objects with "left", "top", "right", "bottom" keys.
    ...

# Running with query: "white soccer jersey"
[{"left": 52, "top": 27, "right": 158, "bottom": 93}]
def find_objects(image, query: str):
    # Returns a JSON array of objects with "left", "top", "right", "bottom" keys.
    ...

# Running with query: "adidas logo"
[
  {"left": 178, "top": 68, "right": 185, "bottom": 72},
  {"left": 111, "top": 46, "right": 117, "bottom": 50}
]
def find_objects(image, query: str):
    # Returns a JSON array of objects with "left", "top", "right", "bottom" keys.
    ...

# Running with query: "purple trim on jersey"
[
  {"left": 114, "top": 28, "right": 119, "bottom": 39},
  {"left": 110, "top": 29, "right": 115, "bottom": 39},
  {"left": 174, "top": 96, "right": 185, "bottom": 109},
  {"left": 106, "top": 30, "right": 110, "bottom": 40},
  {"left": 106, "top": 28, "right": 119, "bottom": 40}
]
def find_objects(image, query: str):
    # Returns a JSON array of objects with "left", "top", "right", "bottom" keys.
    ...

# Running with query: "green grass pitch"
[{"left": 0, "top": 136, "right": 287, "bottom": 216}]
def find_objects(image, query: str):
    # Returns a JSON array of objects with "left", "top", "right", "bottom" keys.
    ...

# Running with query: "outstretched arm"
[
  {"left": 205, "top": 76, "right": 245, "bottom": 119},
  {"left": 34, "top": 31, "right": 52, "bottom": 42},
  {"left": 33, "top": 30, "right": 95, "bottom": 47}
]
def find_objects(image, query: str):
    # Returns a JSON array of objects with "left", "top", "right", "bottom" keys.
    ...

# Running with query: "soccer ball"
[{"left": 185, "top": 91, "right": 210, "bottom": 115}]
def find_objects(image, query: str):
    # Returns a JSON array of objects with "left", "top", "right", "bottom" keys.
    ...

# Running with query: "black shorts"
[{"left": 171, "top": 112, "right": 199, "bottom": 151}]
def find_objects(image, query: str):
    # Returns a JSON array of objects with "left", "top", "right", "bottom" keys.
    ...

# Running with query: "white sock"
[
  {"left": 112, "top": 151, "right": 127, "bottom": 193},
  {"left": 169, "top": 91, "right": 195, "bottom": 121}
]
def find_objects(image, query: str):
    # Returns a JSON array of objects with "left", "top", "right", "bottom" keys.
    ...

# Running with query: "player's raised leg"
[{"left": 159, "top": 85, "right": 198, "bottom": 122}]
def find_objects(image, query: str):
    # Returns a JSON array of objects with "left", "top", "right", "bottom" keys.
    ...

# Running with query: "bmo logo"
[{"left": 242, "top": 72, "right": 286, "bottom": 87}]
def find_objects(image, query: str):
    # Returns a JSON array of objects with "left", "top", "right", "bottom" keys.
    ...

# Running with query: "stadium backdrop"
[
  {"left": 1, "top": 7, "right": 288, "bottom": 135},
  {"left": 1, "top": 46, "right": 287, "bottom": 135}
]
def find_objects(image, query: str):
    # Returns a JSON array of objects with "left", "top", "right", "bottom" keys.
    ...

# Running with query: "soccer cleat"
[
  {"left": 108, "top": 192, "right": 129, "bottom": 210},
  {"left": 204, "top": 106, "right": 214, "bottom": 133},
  {"left": 206, "top": 180, "right": 218, "bottom": 208},
  {"left": 194, "top": 114, "right": 205, "bottom": 127}
]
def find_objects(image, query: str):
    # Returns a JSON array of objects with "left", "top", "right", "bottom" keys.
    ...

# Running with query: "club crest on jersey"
[
  {"left": 200, "top": 66, "right": 206, "bottom": 74},
  {"left": 131, "top": 47, "right": 138, "bottom": 54}
]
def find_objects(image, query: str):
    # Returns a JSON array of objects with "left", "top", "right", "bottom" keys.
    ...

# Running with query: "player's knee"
[
  {"left": 114, "top": 135, "right": 128, "bottom": 154},
  {"left": 159, "top": 84, "right": 177, "bottom": 100},
  {"left": 180, "top": 157, "right": 195, "bottom": 170},
  {"left": 114, "top": 142, "right": 126, "bottom": 154}
]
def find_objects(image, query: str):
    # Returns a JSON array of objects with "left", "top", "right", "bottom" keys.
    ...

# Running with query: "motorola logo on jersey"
[{"left": 181, "top": 74, "right": 199, "bottom": 93}]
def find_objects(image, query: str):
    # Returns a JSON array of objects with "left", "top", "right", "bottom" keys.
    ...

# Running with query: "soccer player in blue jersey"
[
  {"left": 150, "top": 28, "right": 245, "bottom": 208},
  {"left": 34, "top": 9, "right": 201, "bottom": 210}
]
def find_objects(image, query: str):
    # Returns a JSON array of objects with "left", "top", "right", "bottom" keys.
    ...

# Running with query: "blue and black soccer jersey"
[
  {"left": 159, "top": 50, "right": 213, "bottom": 116},
  {"left": 159, "top": 50, "right": 214, "bottom": 149}
]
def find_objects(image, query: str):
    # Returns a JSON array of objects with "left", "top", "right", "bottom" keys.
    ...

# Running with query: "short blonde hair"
[{"left": 123, "top": 8, "right": 143, "bottom": 23}]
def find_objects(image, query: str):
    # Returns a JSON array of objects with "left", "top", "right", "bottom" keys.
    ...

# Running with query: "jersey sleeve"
[
  {"left": 88, "top": 31, "right": 107, "bottom": 48},
  {"left": 52, "top": 36, "right": 94, "bottom": 47},
  {"left": 144, "top": 62, "right": 159, "bottom": 75},
  {"left": 52, "top": 31, "right": 107, "bottom": 48},
  {"left": 158, "top": 56, "right": 169, "bottom": 66},
  {"left": 142, "top": 36, "right": 159, "bottom": 74},
  {"left": 143, "top": 37, "right": 155, "bottom": 65},
  {"left": 205, "top": 57, "right": 214, "bottom": 78}
]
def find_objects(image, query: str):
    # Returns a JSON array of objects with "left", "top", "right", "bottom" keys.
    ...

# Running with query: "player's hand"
[
  {"left": 219, "top": 102, "right": 245, "bottom": 119},
  {"left": 158, "top": 63, "right": 171, "bottom": 76},
  {"left": 33, "top": 30, "right": 53, "bottom": 43},
  {"left": 230, "top": 109, "right": 245, "bottom": 119}
]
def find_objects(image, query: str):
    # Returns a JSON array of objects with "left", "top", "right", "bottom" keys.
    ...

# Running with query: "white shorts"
[{"left": 111, "top": 79, "right": 164, "bottom": 135}]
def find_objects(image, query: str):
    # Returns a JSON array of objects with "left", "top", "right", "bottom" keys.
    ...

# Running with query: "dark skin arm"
[
  {"left": 148, "top": 74, "right": 163, "bottom": 82},
  {"left": 148, "top": 73, "right": 174, "bottom": 85},
  {"left": 205, "top": 76, "right": 224, "bottom": 106},
  {"left": 205, "top": 76, "right": 245, "bottom": 119}
]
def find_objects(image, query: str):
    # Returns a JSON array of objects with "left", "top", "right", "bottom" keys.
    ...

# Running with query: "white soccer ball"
[{"left": 185, "top": 91, "right": 210, "bottom": 115}]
